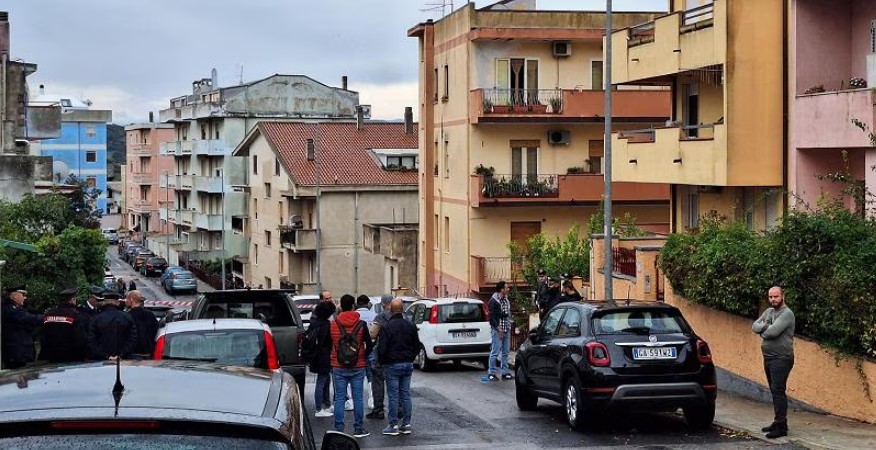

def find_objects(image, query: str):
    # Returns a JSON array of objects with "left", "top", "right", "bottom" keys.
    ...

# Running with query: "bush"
[{"left": 509, "top": 224, "right": 590, "bottom": 286}]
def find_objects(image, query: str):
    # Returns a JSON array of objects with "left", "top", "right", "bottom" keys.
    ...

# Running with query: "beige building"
[
  {"left": 232, "top": 119, "right": 418, "bottom": 295},
  {"left": 408, "top": 0, "right": 673, "bottom": 298}
]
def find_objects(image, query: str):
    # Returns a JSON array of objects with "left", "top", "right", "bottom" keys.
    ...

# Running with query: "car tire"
[
  {"left": 683, "top": 401, "right": 716, "bottom": 430},
  {"left": 564, "top": 373, "right": 590, "bottom": 430},
  {"left": 515, "top": 365, "right": 538, "bottom": 411},
  {"left": 416, "top": 346, "right": 435, "bottom": 372}
]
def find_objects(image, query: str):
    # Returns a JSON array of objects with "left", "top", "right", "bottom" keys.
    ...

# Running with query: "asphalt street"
[
  {"left": 307, "top": 361, "right": 805, "bottom": 449},
  {"left": 104, "top": 247, "right": 201, "bottom": 308}
]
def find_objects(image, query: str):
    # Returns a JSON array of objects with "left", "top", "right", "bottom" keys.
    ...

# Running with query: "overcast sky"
[{"left": 7, "top": 0, "right": 667, "bottom": 124}]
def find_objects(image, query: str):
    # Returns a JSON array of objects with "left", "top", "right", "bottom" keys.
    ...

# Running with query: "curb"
[{"left": 713, "top": 417, "right": 838, "bottom": 450}]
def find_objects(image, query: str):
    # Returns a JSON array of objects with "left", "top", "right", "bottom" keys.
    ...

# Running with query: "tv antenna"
[{"left": 421, "top": 0, "right": 454, "bottom": 18}]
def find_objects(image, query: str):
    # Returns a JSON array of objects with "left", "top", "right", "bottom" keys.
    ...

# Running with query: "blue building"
[{"left": 30, "top": 97, "right": 113, "bottom": 213}]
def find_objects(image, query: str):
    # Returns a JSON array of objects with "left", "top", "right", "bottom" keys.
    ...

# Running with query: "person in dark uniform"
[
  {"left": 88, "top": 291, "right": 138, "bottom": 360},
  {"left": 1, "top": 286, "right": 43, "bottom": 369},
  {"left": 535, "top": 268, "right": 549, "bottom": 319},
  {"left": 125, "top": 290, "right": 158, "bottom": 358},
  {"left": 38, "top": 287, "right": 89, "bottom": 363},
  {"left": 79, "top": 285, "right": 105, "bottom": 318},
  {"left": 542, "top": 277, "right": 564, "bottom": 313}
]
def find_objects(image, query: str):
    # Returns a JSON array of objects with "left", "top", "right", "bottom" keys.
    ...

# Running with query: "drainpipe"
[{"left": 354, "top": 191, "right": 359, "bottom": 295}]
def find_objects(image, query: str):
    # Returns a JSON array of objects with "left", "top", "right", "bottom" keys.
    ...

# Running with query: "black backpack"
[
  {"left": 336, "top": 321, "right": 365, "bottom": 368},
  {"left": 300, "top": 325, "right": 321, "bottom": 365}
]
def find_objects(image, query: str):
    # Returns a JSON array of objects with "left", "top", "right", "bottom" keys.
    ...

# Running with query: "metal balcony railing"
[
  {"left": 481, "top": 88, "right": 563, "bottom": 113},
  {"left": 628, "top": 21, "right": 656, "bottom": 46},
  {"left": 482, "top": 174, "right": 559, "bottom": 198},
  {"left": 682, "top": 2, "right": 714, "bottom": 27}
]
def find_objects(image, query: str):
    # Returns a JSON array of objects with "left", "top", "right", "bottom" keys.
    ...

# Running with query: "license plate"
[
  {"left": 632, "top": 347, "right": 677, "bottom": 360},
  {"left": 451, "top": 331, "right": 477, "bottom": 339}
]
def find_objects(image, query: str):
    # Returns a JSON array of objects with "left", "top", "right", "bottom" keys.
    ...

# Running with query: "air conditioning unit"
[
  {"left": 552, "top": 41, "right": 572, "bottom": 57},
  {"left": 547, "top": 130, "right": 571, "bottom": 145}
]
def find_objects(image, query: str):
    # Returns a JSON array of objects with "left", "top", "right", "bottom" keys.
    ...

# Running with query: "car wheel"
[
  {"left": 683, "top": 401, "right": 716, "bottom": 430},
  {"left": 564, "top": 374, "right": 589, "bottom": 430},
  {"left": 515, "top": 365, "right": 538, "bottom": 411},
  {"left": 416, "top": 346, "right": 435, "bottom": 372}
]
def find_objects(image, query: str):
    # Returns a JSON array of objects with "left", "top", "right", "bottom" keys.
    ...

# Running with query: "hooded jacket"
[
  {"left": 307, "top": 301, "right": 336, "bottom": 374},
  {"left": 329, "top": 310, "right": 373, "bottom": 369}
]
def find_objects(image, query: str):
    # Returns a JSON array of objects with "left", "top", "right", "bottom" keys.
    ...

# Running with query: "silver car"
[{"left": 163, "top": 269, "right": 197, "bottom": 295}]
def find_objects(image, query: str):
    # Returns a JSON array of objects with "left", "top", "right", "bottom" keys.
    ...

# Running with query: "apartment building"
[
  {"left": 156, "top": 71, "right": 359, "bottom": 266},
  {"left": 408, "top": 0, "right": 672, "bottom": 298},
  {"left": 232, "top": 118, "right": 418, "bottom": 295},
  {"left": 124, "top": 123, "right": 174, "bottom": 238},
  {"left": 610, "top": 0, "right": 785, "bottom": 232}
]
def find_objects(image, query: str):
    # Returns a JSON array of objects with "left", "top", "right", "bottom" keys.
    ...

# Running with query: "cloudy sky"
[{"left": 7, "top": 0, "right": 667, "bottom": 124}]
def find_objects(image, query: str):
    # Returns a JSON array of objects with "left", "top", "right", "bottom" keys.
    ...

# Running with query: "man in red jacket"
[{"left": 330, "top": 294, "right": 373, "bottom": 438}]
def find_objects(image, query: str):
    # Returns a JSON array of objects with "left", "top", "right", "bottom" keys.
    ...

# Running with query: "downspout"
[
  {"left": 781, "top": 0, "right": 790, "bottom": 215},
  {"left": 1, "top": 53, "right": 6, "bottom": 151},
  {"left": 354, "top": 191, "right": 360, "bottom": 295}
]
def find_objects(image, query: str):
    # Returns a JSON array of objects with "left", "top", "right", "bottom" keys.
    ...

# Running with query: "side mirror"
[{"left": 321, "top": 430, "right": 360, "bottom": 450}]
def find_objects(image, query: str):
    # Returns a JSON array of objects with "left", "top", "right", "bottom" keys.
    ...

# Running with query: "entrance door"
[{"left": 511, "top": 221, "right": 541, "bottom": 280}]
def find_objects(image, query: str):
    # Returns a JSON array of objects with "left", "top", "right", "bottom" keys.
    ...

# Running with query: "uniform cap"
[
  {"left": 8, "top": 285, "right": 27, "bottom": 295},
  {"left": 537, "top": 268, "right": 547, "bottom": 276},
  {"left": 103, "top": 291, "right": 122, "bottom": 301},
  {"left": 59, "top": 287, "right": 78, "bottom": 296},
  {"left": 89, "top": 285, "right": 106, "bottom": 299}
]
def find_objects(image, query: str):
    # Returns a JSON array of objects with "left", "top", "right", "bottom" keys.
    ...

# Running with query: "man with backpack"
[
  {"left": 302, "top": 300, "right": 337, "bottom": 418},
  {"left": 330, "top": 294, "right": 373, "bottom": 438}
]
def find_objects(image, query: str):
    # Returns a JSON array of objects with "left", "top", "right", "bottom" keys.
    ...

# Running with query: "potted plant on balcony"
[
  {"left": 474, "top": 164, "right": 495, "bottom": 178},
  {"left": 492, "top": 96, "right": 511, "bottom": 114},
  {"left": 549, "top": 96, "right": 563, "bottom": 114},
  {"left": 482, "top": 97, "right": 494, "bottom": 113},
  {"left": 566, "top": 166, "right": 586, "bottom": 175},
  {"left": 512, "top": 101, "right": 529, "bottom": 114},
  {"left": 530, "top": 100, "right": 548, "bottom": 114}
]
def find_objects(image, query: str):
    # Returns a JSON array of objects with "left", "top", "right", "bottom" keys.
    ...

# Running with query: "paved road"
[
  {"left": 104, "top": 247, "right": 205, "bottom": 309},
  {"left": 307, "top": 361, "right": 803, "bottom": 449}
]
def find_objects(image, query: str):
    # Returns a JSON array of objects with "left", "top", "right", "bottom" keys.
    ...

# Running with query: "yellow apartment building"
[
  {"left": 409, "top": 0, "right": 673, "bottom": 298},
  {"left": 610, "top": 0, "right": 785, "bottom": 232}
]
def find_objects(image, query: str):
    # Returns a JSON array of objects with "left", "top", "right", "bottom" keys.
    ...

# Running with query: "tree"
[
  {"left": 508, "top": 224, "right": 591, "bottom": 287},
  {"left": 63, "top": 175, "right": 103, "bottom": 229}
]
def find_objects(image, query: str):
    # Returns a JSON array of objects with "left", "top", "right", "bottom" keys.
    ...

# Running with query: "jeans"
[
  {"left": 488, "top": 327, "right": 511, "bottom": 376},
  {"left": 384, "top": 362, "right": 414, "bottom": 426},
  {"left": 764, "top": 357, "right": 794, "bottom": 429},
  {"left": 371, "top": 361, "right": 385, "bottom": 411},
  {"left": 333, "top": 367, "right": 366, "bottom": 431},
  {"left": 314, "top": 371, "right": 332, "bottom": 411}
]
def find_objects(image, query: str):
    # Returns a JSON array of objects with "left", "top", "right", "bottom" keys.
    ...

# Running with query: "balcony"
[
  {"left": 192, "top": 139, "right": 227, "bottom": 156},
  {"left": 279, "top": 228, "right": 318, "bottom": 252},
  {"left": 181, "top": 210, "right": 194, "bottom": 226},
  {"left": 194, "top": 212, "right": 224, "bottom": 231},
  {"left": 159, "top": 102, "right": 223, "bottom": 122},
  {"left": 793, "top": 88, "right": 876, "bottom": 150},
  {"left": 129, "top": 173, "right": 152, "bottom": 185},
  {"left": 169, "top": 236, "right": 189, "bottom": 246},
  {"left": 194, "top": 176, "right": 224, "bottom": 193},
  {"left": 611, "top": 1, "right": 725, "bottom": 84},
  {"left": 470, "top": 88, "right": 670, "bottom": 123},
  {"left": 159, "top": 141, "right": 193, "bottom": 156},
  {"left": 469, "top": 173, "right": 669, "bottom": 207},
  {"left": 470, "top": 255, "right": 527, "bottom": 294},
  {"left": 128, "top": 143, "right": 152, "bottom": 156},
  {"left": 128, "top": 199, "right": 152, "bottom": 211}
]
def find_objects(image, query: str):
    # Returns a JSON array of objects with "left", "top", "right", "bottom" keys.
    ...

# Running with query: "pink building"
[
  {"left": 791, "top": 0, "right": 876, "bottom": 213},
  {"left": 124, "top": 123, "right": 175, "bottom": 241}
]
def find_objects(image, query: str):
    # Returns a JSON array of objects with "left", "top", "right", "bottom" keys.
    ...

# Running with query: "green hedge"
[{"left": 659, "top": 207, "right": 876, "bottom": 358}]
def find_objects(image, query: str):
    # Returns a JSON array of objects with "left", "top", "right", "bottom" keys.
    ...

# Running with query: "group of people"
[
  {"left": 1, "top": 284, "right": 159, "bottom": 369},
  {"left": 303, "top": 291, "right": 420, "bottom": 439},
  {"left": 534, "top": 269, "right": 582, "bottom": 318}
]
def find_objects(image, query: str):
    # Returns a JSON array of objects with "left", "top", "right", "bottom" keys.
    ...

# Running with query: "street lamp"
[{"left": 603, "top": 0, "right": 616, "bottom": 306}]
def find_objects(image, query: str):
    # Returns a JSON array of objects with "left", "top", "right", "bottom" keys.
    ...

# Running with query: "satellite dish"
[{"left": 52, "top": 161, "right": 71, "bottom": 184}]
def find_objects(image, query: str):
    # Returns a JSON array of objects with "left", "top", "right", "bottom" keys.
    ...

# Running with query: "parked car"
[
  {"left": 292, "top": 295, "right": 321, "bottom": 325},
  {"left": 405, "top": 298, "right": 491, "bottom": 371},
  {"left": 144, "top": 303, "right": 173, "bottom": 321},
  {"left": 514, "top": 301, "right": 717, "bottom": 430},
  {"left": 0, "top": 360, "right": 359, "bottom": 450},
  {"left": 141, "top": 257, "right": 169, "bottom": 277},
  {"left": 160, "top": 265, "right": 187, "bottom": 284},
  {"left": 155, "top": 319, "right": 281, "bottom": 371},
  {"left": 163, "top": 270, "right": 197, "bottom": 295},
  {"left": 123, "top": 244, "right": 143, "bottom": 263},
  {"left": 369, "top": 296, "right": 417, "bottom": 315},
  {"left": 101, "top": 227, "right": 119, "bottom": 244},
  {"left": 132, "top": 250, "right": 156, "bottom": 270}
]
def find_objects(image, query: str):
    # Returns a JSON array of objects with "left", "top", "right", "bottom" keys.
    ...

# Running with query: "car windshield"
[
  {"left": 436, "top": 302, "right": 485, "bottom": 323},
  {"left": 591, "top": 309, "right": 689, "bottom": 335},
  {"left": 160, "top": 329, "right": 268, "bottom": 369},
  {"left": 0, "top": 435, "right": 289, "bottom": 449}
]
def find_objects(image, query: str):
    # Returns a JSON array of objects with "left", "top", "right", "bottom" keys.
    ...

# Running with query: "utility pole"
[
  {"left": 307, "top": 130, "right": 322, "bottom": 295},
  {"left": 221, "top": 169, "right": 226, "bottom": 290},
  {"left": 603, "top": 0, "right": 615, "bottom": 305}
]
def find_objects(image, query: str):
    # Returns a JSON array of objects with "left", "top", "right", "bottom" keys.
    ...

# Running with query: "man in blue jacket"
[
  {"left": 1, "top": 286, "right": 43, "bottom": 369},
  {"left": 378, "top": 298, "right": 420, "bottom": 436}
]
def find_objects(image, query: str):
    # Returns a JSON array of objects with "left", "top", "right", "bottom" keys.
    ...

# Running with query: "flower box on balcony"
[
  {"left": 530, "top": 104, "right": 548, "bottom": 114},
  {"left": 492, "top": 105, "right": 511, "bottom": 113},
  {"left": 512, "top": 105, "right": 529, "bottom": 114}
]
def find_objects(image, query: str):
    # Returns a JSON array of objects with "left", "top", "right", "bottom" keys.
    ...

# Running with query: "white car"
[
  {"left": 405, "top": 298, "right": 491, "bottom": 371},
  {"left": 154, "top": 318, "right": 281, "bottom": 371},
  {"left": 292, "top": 295, "right": 321, "bottom": 325}
]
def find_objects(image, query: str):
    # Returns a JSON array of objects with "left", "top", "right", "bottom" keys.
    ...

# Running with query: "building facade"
[
  {"left": 124, "top": 123, "right": 175, "bottom": 239},
  {"left": 232, "top": 120, "right": 418, "bottom": 296},
  {"left": 156, "top": 72, "right": 360, "bottom": 267},
  {"left": 609, "top": 0, "right": 785, "bottom": 233},
  {"left": 408, "top": 0, "right": 673, "bottom": 298}
]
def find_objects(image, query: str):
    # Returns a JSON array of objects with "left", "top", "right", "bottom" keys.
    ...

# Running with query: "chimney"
[
  {"left": 0, "top": 11, "right": 10, "bottom": 57},
  {"left": 404, "top": 107, "right": 414, "bottom": 134},
  {"left": 148, "top": 112, "right": 154, "bottom": 123},
  {"left": 211, "top": 68, "right": 219, "bottom": 89},
  {"left": 356, "top": 106, "right": 364, "bottom": 130},
  {"left": 342, "top": 75, "right": 348, "bottom": 90}
]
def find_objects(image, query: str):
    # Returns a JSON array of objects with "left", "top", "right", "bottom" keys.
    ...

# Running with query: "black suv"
[{"left": 514, "top": 301, "right": 716, "bottom": 430}]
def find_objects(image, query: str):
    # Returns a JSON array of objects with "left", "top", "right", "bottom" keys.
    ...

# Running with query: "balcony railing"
[
  {"left": 628, "top": 21, "right": 656, "bottom": 46},
  {"left": 471, "top": 88, "right": 670, "bottom": 123},
  {"left": 192, "top": 139, "right": 227, "bottom": 156},
  {"left": 470, "top": 255, "right": 528, "bottom": 292},
  {"left": 471, "top": 173, "right": 669, "bottom": 206},
  {"left": 128, "top": 143, "right": 152, "bottom": 156},
  {"left": 482, "top": 174, "right": 559, "bottom": 199},
  {"left": 612, "top": 247, "right": 637, "bottom": 278},
  {"left": 194, "top": 176, "right": 223, "bottom": 193},
  {"left": 280, "top": 229, "right": 317, "bottom": 251},
  {"left": 194, "top": 213, "right": 223, "bottom": 231},
  {"left": 617, "top": 123, "right": 717, "bottom": 143},
  {"left": 682, "top": 2, "right": 714, "bottom": 28},
  {"left": 129, "top": 173, "right": 152, "bottom": 184},
  {"left": 481, "top": 88, "right": 563, "bottom": 113}
]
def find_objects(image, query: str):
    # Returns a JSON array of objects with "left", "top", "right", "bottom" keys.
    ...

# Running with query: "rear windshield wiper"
[{"left": 619, "top": 326, "right": 652, "bottom": 334}]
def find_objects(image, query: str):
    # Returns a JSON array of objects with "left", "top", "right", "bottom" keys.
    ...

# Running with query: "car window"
[
  {"left": 436, "top": 302, "right": 485, "bottom": 323},
  {"left": 413, "top": 305, "right": 427, "bottom": 324},
  {"left": 0, "top": 435, "right": 291, "bottom": 449},
  {"left": 541, "top": 308, "right": 565, "bottom": 337},
  {"left": 592, "top": 309, "right": 689, "bottom": 335},
  {"left": 556, "top": 308, "right": 581, "bottom": 337},
  {"left": 161, "top": 329, "right": 269, "bottom": 369},
  {"left": 202, "top": 300, "right": 293, "bottom": 327}
]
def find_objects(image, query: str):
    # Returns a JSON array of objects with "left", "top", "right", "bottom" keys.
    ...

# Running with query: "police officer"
[
  {"left": 79, "top": 285, "right": 105, "bottom": 318},
  {"left": 39, "top": 287, "right": 89, "bottom": 363},
  {"left": 1, "top": 285, "right": 43, "bottom": 369},
  {"left": 535, "top": 268, "right": 549, "bottom": 318},
  {"left": 88, "top": 291, "right": 138, "bottom": 360}
]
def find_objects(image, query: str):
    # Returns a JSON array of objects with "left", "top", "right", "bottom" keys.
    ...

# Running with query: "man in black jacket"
[
  {"left": 1, "top": 286, "right": 43, "bottom": 369},
  {"left": 39, "top": 287, "right": 88, "bottom": 363},
  {"left": 125, "top": 290, "right": 158, "bottom": 358},
  {"left": 88, "top": 292, "right": 138, "bottom": 360},
  {"left": 377, "top": 299, "right": 420, "bottom": 436}
]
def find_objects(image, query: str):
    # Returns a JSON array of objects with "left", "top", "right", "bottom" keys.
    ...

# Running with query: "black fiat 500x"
[{"left": 515, "top": 301, "right": 716, "bottom": 430}]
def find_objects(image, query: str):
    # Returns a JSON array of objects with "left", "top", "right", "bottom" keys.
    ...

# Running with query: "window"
[
  {"left": 85, "top": 151, "right": 96, "bottom": 163},
  {"left": 253, "top": 155, "right": 258, "bottom": 175},
  {"left": 85, "top": 125, "right": 97, "bottom": 138},
  {"left": 871, "top": 20, "right": 876, "bottom": 54},
  {"left": 444, "top": 139, "right": 450, "bottom": 178},
  {"left": 264, "top": 182, "right": 271, "bottom": 198},
  {"left": 264, "top": 230, "right": 272, "bottom": 247},
  {"left": 86, "top": 176, "right": 97, "bottom": 188},
  {"left": 588, "top": 140, "right": 604, "bottom": 174},
  {"left": 592, "top": 309, "right": 688, "bottom": 335},
  {"left": 510, "top": 141, "right": 539, "bottom": 183},
  {"left": 279, "top": 251, "right": 284, "bottom": 273},
  {"left": 495, "top": 58, "right": 539, "bottom": 106},
  {"left": 386, "top": 155, "right": 416, "bottom": 170},
  {"left": 433, "top": 214, "right": 439, "bottom": 250},
  {"left": 557, "top": 309, "right": 581, "bottom": 337},
  {"left": 541, "top": 308, "right": 565, "bottom": 336},
  {"left": 275, "top": 158, "right": 281, "bottom": 176},
  {"left": 253, "top": 198, "right": 258, "bottom": 220},
  {"left": 265, "top": 277, "right": 272, "bottom": 289},
  {"left": 278, "top": 202, "right": 283, "bottom": 224},
  {"left": 254, "top": 243, "right": 259, "bottom": 265},
  {"left": 591, "top": 60, "right": 604, "bottom": 90},
  {"left": 442, "top": 65, "right": 449, "bottom": 101},
  {"left": 201, "top": 124, "right": 207, "bottom": 140},
  {"left": 433, "top": 68, "right": 439, "bottom": 102},
  {"left": 683, "top": 186, "right": 700, "bottom": 230},
  {"left": 444, "top": 216, "right": 450, "bottom": 252}
]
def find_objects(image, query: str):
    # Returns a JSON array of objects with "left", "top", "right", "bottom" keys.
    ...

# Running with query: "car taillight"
[
  {"left": 696, "top": 339, "right": 713, "bottom": 364},
  {"left": 265, "top": 331, "right": 280, "bottom": 370},
  {"left": 585, "top": 341, "right": 611, "bottom": 367},
  {"left": 153, "top": 336, "right": 166, "bottom": 360},
  {"left": 429, "top": 305, "right": 439, "bottom": 324}
]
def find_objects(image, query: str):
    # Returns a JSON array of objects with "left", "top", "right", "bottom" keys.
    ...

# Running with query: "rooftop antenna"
[{"left": 420, "top": 0, "right": 454, "bottom": 18}]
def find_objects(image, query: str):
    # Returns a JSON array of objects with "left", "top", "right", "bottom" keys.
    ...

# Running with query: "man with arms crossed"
[{"left": 752, "top": 286, "right": 795, "bottom": 439}]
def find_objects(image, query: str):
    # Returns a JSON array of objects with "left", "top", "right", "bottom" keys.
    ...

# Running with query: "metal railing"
[
  {"left": 482, "top": 88, "right": 563, "bottom": 113},
  {"left": 481, "top": 174, "right": 559, "bottom": 198},
  {"left": 612, "top": 247, "right": 637, "bottom": 277},
  {"left": 628, "top": 21, "right": 656, "bottom": 46},
  {"left": 682, "top": 2, "right": 714, "bottom": 27}
]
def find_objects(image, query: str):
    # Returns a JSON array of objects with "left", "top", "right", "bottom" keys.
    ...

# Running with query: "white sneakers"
[
  {"left": 315, "top": 409, "right": 333, "bottom": 418},
  {"left": 345, "top": 399, "right": 354, "bottom": 411}
]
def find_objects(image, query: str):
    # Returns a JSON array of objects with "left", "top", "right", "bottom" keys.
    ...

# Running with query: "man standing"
[
  {"left": 1, "top": 286, "right": 43, "bottom": 369},
  {"left": 88, "top": 292, "right": 138, "bottom": 360},
  {"left": 487, "top": 280, "right": 513, "bottom": 381},
  {"left": 39, "top": 287, "right": 88, "bottom": 363},
  {"left": 535, "top": 268, "right": 549, "bottom": 318},
  {"left": 79, "top": 286, "right": 105, "bottom": 319},
  {"left": 366, "top": 294, "right": 393, "bottom": 420},
  {"left": 355, "top": 294, "right": 378, "bottom": 411},
  {"left": 308, "top": 300, "right": 337, "bottom": 417},
  {"left": 126, "top": 290, "right": 158, "bottom": 358},
  {"left": 378, "top": 298, "right": 420, "bottom": 436},
  {"left": 330, "top": 294, "right": 373, "bottom": 438},
  {"left": 752, "top": 286, "right": 796, "bottom": 439}
]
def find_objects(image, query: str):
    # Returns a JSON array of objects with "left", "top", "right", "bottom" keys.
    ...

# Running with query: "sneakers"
[
  {"left": 501, "top": 374, "right": 514, "bottom": 380},
  {"left": 345, "top": 399, "right": 354, "bottom": 411},
  {"left": 488, "top": 374, "right": 499, "bottom": 381},
  {"left": 366, "top": 409, "right": 385, "bottom": 420},
  {"left": 315, "top": 408, "right": 333, "bottom": 418},
  {"left": 400, "top": 424, "right": 412, "bottom": 435},
  {"left": 381, "top": 424, "right": 400, "bottom": 436},
  {"left": 353, "top": 428, "right": 370, "bottom": 438}
]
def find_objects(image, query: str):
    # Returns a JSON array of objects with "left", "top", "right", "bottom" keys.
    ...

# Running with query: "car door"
[
  {"left": 527, "top": 308, "right": 565, "bottom": 392},
  {"left": 544, "top": 307, "right": 583, "bottom": 393}
]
